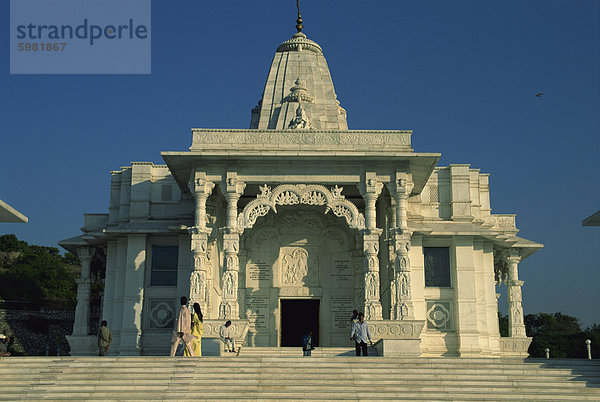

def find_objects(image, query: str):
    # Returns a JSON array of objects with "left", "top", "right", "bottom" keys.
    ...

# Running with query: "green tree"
[
  {"left": 524, "top": 312, "right": 598, "bottom": 358},
  {"left": 0, "top": 234, "right": 77, "bottom": 303}
]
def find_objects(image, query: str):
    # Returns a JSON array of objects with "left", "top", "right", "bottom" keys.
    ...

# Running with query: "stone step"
[
  {"left": 1, "top": 356, "right": 598, "bottom": 401},
  {"left": 2, "top": 390, "right": 600, "bottom": 401},
  {"left": 2, "top": 378, "right": 596, "bottom": 390},
  {"left": 2, "top": 370, "right": 597, "bottom": 381},
  {"left": 4, "top": 355, "right": 598, "bottom": 367},
  {"left": 2, "top": 358, "right": 595, "bottom": 368},
  {"left": 4, "top": 364, "right": 590, "bottom": 374}
]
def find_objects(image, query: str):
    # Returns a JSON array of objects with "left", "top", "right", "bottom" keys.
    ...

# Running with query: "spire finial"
[{"left": 296, "top": 0, "right": 303, "bottom": 32}]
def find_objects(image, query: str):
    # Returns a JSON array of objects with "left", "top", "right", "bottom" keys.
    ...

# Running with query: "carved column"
[
  {"left": 362, "top": 231, "right": 383, "bottom": 320},
  {"left": 72, "top": 247, "right": 92, "bottom": 336},
  {"left": 506, "top": 250, "right": 526, "bottom": 337},
  {"left": 188, "top": 171, "right": 215, "bottom": 315},
  {"left": 359, "top": 172, "right": 383, "bottom": 320},
  {"left": 359, "top": 172, "right": 382, "bottom": 231},
  {"left": 387, "top": 173, "right": 415, "bottom": 320},
  {"left": 391, "top": 235, "right": 413, "bottom": 319},
  {"left": 219, "top": 173, "right": 245, "bottom": 319}
]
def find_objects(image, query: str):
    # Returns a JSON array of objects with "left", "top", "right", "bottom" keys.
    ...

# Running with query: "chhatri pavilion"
[{"left": 60, "top": 12, "right": 542, "bottom": 357}]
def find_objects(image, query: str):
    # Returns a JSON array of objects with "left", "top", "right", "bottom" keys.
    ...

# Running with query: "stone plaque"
[
  {"left": 330, "top": 256, "right": 352, "bottom": 287},
  {"left": 331, "top": 296, "right": 355, "bottom": 331},
  {"left": 246, "top": 295, "right": 270, "bottom": 331},
  {"left": 247, "top": 261, "right": 271, "bottom": 283}
]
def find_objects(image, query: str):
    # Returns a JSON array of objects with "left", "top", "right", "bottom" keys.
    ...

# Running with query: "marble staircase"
[
  {"left": 1, "top": 351, "right": 599, "bottom": 400},
  {"left": 233, "top": 346, "right": 379, "bottom": 357}
]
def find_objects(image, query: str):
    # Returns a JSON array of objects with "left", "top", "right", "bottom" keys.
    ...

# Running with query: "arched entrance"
[{"left": 241, "top": 206, "right": 359, "bottom": 347}]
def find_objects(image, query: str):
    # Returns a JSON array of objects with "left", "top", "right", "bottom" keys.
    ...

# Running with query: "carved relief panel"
[{"left": 279, "top": 246, "right": 318, "bottom": 286}]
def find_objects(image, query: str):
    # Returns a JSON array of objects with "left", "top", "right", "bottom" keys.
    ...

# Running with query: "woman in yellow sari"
[{"left": 184, "top": 302, "right": 203, "bottom": 357}]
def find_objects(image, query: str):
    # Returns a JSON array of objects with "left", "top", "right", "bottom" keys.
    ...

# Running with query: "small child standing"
[{"left": 301, "top": 330, "right": 315, "bottom": 356}]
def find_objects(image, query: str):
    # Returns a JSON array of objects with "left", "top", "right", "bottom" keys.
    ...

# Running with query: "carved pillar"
[
  {"left": 391, "top": 235, "right": 413, "bottom": 319},
  {"left": 362, "top": 231, "right": 383, "bottom": 320},
  {"left": 387, "top": 173, "right": 415, "bottom": 320},
  {"left": 72, "top": 247, "right": 92, "bottom": 336},
  {"left": 359, "top": 172, "right": 382, "bottom": 230},
  {"left": 506, "top": 250, "right": 526, "bottom": 337},
  {"left": 188, "top": 172, "right": 215, "bottom": 315},
  {"left": 219, "top": 173, "right": 245, "bottom": 319},
  {"left": 359, "top": 172, "right": 383, "bottom": 320}
]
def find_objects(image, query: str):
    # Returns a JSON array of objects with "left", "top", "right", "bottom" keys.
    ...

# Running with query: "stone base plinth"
[
  {"left": 499, "top": 336, "right": 532, "bottom": 358},
  {"left": 66, "top": 335, "right": 97, "bottom": 356},
  {"left": 201, "top": 338, "right": 225, "bottom": 356},
  {"left": 374, "top": 338, "right": 421, "bottom": 357},
  {"left": 200, "top": 319, "right": 249, "bottom": 356},
  {"left": 367, "top": 320, "right": 425, "bottom": 357}
]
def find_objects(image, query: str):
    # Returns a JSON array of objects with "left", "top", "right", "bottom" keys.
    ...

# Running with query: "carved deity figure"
[
  {"left": 400, "top": 273, "right": 408, "bottom": 296},
  {"left": 513, "top": 309, "right": 522, "bottom": 325},
  {"left": 288, "top": 102, "right": 312, "bottom": 129},
  {"left": 282, "top": 248, "right": 310, "bottom": 284},
  {"left": 400, "top": 303, "right": 408, "bottom": 318},
  {"left": 190, "top": 270, "right": 206, "bottom": 301},
  {"left": 366, "top": 273, "right": 377, "bottom": 299},
  {"left": 220, "top": 302, "right": 232, "bottom": 319},
  {"left": 223, "top": 272, "right": 235, "bottom": 298}
]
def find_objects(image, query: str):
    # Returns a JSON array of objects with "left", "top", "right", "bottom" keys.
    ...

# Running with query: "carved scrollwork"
[
  {"left": 274, "top": 190, "right": 300, "bottom": 205},
  {"left": 237, "top": 184, "right": 366, "bottom": 230}
]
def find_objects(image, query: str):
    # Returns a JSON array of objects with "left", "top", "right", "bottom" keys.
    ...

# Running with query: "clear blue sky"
[{"left": 1, "top": 1, "right": 598, "bottom": 326}]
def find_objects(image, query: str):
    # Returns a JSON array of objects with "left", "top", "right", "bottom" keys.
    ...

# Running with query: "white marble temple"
[{"left": 60, "top": 26, "right": 542, "bottom": 358}]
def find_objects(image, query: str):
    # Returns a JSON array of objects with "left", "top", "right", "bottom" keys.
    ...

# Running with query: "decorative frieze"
[
  {"left": 200, "top": 319, "right": 250, "bottom": 342},
  {"left": 191, "top": 129, "right": 412, "bottom": 151},
  {"left": 238, "top": 184, "right": 365, "bottom": 230},
  {"left": 487, "top": 214, "right": 517, "bottom": 230},
  {"left": 367, "top": 320, "right": 425, "bottom": 340}
]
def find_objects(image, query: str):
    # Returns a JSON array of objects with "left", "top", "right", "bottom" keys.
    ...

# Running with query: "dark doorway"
[{"left": 280, "top": 299, "right": 319, "bottom": 347}]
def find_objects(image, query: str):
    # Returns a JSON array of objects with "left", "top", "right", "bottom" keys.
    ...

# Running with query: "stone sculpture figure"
[
  {"left": 288, "top": 102, "right": 312, "bottom": 129},
  {"left": 282, "top": 248, "right": 310, "bottom": 284},
  {"left": 190, "top": 270, "right": 205, "bottom": 301},
  {"left": 223, "top": 272, "right": 235, "bottom": 298},
  {"left": 366, "top": 273, "right": 377, "bottom": 299},
  {"left": 400, "top": 273, "right": 408, "bottom": 296}
]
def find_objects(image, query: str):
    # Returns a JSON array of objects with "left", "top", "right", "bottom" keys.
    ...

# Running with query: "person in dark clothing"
[{"left": 301, "top": 330, "right": 315, "bottom": 356}]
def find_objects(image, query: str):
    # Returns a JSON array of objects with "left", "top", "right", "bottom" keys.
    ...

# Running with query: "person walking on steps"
[
  {"left": 301, "top": 330, "right": 315, "bottom": 356},
  {"left": 350, "top": 312, "right": 373, "bottom": 356},
  {"left": 184, "top": 303, "right": 204, "bottom": 357},
  {"left": 98, "top": 320, "right": 112, "bottom": 356},
  {"left": 170, "top": 296, "right": 195, "bottom": 356}
]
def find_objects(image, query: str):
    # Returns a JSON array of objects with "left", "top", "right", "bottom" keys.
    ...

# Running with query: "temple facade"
[{"left": 60, "top": 26, "right": 542, "bottom": 357}]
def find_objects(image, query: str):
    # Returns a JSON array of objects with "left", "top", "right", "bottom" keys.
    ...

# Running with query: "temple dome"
[
  {"left": 276, "top": 32, "right": 323, "bottom": 54},
  {"left": 250, "top": 31, "right": 348, "bottom": 130}
]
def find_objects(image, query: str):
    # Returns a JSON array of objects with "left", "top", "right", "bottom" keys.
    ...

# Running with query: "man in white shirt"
[
  {"left": 350, "top": 312, "right": 373, "bottom": 356},
  {"left": 219, "top": 320, "right": 237, "bottom": 353},
  {"left": 170, "top": 296, "right": 194, "bottom": 357}
]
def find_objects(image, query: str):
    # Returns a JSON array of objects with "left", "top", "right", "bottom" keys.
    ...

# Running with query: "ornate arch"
[{"left": 237, "top": 184, "right": 365, "bottom": 230}]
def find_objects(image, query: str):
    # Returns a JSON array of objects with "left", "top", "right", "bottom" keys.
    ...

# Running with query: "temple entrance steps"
[
  {"left": 1, "top": 356, "right": 599, "bottom": 400},
  {"left": 232, "top": 346, "right": 379, "bottom": 357}
]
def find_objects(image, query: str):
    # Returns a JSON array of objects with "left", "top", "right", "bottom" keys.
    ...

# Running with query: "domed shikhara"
[{"left": 249, "top": 32, "right": 348, "bottom": 130}]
